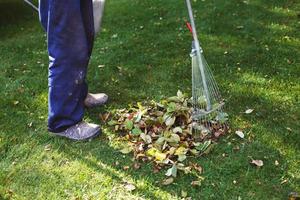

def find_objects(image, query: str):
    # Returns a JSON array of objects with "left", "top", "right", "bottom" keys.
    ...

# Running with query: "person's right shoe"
[{"left": 50, "top": 121, "right": 101, "bottom": 141}]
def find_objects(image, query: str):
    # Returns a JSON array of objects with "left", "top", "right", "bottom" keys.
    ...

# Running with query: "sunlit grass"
[{"left": 0, "top": 0, "right": 299, "bottom": 199}]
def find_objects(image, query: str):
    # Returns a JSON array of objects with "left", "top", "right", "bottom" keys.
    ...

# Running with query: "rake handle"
[
  {"left": 186, "top": 22, "right": 193, "bottom": 34},
  {"left": 185, "top": 0, "right": 212, "bottom": 111}
]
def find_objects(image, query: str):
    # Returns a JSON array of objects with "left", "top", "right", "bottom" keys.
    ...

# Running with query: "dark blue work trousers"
[{"left": 39, "top": 0, "right": 95, "bottom": 132}]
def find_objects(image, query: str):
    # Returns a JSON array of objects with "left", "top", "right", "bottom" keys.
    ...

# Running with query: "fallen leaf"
[
  {"left": 251, "top": 159, "right": 264, "bottom": 167},
  {"left": 165, "top": 165, "right": 177, "bottom": 177},
  {"left": 120, "top": 146, "right": 132, "bottom": 154},
  {"left": 162, "top": 177, "right": 174, "bottom": 185},
  {"left": 28, "top": 122, "right": 33, "bottom": 128},
  {"left": 165, "top": 116, "right": 176, "bottom": 127},
  {"left": 195, "top": 140, "right": 211, "bottom": 152},
  {"left": 173, "top": 127, "right": 183, "bottom": 134},
  {"left": 131, "top": 127, "right": 142, "bottom": 135},
  {"left": 191, "top": 180, "right": 201, "bottom": 187},
  {"left": 245, "top": 109, "right": 254, "bottom": 114},
  {"left": 165, "top": 133, "right": 181, "bottom": 144},
  {"left": 125, "top": 120, "right": 134, "bottom": 130},
  {"left": 191, "top": 163, "right": 203, "bottom": 174},
  {"left": 235, "top": 130, "right": 245, "bottom": 139},
  {"left": 133, "top": 162, "right": 141, "bottom": 169},
  {"left": 140, "top": 133, "right": 152, "bottom": 144},
  {"left": 44, "top": 144, "right": 52, "bottom": 151},
  {"left": 181, "top": 190, "right": 188, "bottom": 198},
  {"left": 123, "top": 166, "right": 130, "bottom": 170},
  {"left": 124, "top": 183, "right": 136, "bottom": 191}
]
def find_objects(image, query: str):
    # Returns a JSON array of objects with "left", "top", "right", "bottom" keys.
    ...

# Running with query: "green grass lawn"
[{"left": 0, "top": 0, "right": 299, "bottom": 199}]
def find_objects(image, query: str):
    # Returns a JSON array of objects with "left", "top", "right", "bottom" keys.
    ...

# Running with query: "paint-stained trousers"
[{"left": 39, "top": 0, "right": 95, "bottom": 132}]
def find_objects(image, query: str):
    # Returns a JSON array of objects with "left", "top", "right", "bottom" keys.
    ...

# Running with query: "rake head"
[{"left": 190, "top": 43, "right": 228, "bottom": 133}]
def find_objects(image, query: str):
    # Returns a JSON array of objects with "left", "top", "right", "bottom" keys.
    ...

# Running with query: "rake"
[{"left": 185, "top": 0, "right": 227, "bottom": 133}]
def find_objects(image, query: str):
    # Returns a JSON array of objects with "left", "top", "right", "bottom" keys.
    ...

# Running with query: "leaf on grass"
[
  {"left": 120, "top": 146, "right": 132, "bottom": 154},
  {"left": 165, "top": 133, "right": 181, "bottom": 143},
  {"left": 235, "top": 130, "right": 245, "bottom": 139},
  {"left": 176, "top": 90, "right": 185, "bottom": 101},
  {"left": 191, "top": 163, "right": 203, "bottom": 174},
  {"left": 132, "top": 127, "right": 142, "bottom": 135},
  {"left": 165, "top": 116, "right": 176, "bottom": 127},
  {"left": 44, "top": 144, "right": 52, "bottom": 151},
  {"left": 162, "top": 177, "right": 174, "bottom": 185},
  {"left": 251, "top": 159, "right": 264, "bottom": 167},
  {"left": 175, "top": 146, "right": 188, "bottom": 162},
  {"left": 167, "top": 102, "right": 177, "bottom": 113},
  {"left": 140, "top": 133, "right": 152, "bottom": 144},
  {"left": 107, "top": 120, "right": 118, "bottom": 126},
  {"left": 155, "top": 137, "right": 165, "bottom": 146},
  {"left": 167, "top": 96, "right": 180, "bottom": 103},
  {"left": 155, "top": 152, "right": 167, "bottom": 161},
  {"left": 124, "top": 183, "right": 136, "bottom": 191},
  {"left": 191, "top": 180, "right": 201, "bottom": 187},
  {"left": 133, "top": 162, "right": 141, "bottom": 169},
  {"left": 195, "top": 140, "right": 211, "bottom": 152},
  {"left": 178, "top": 155, "right": 187, "bottom": 162},
  {"left": 125, "top": 120, "right": 134, "bottom": 130},
  {"left": 165, "top": 165, "right": 177, "bottom": 177},
  {"left": 173, "top": 127, "right": 183, "bottom": 134},
  {"left": 146, "top": 148, "right": 167, "bottom": 161},
  {"left": 181, "top": 190, "right": 188, "bottom": 198},
  {"left": 245, "top": 109, "right": 254, "bottom": 114}
]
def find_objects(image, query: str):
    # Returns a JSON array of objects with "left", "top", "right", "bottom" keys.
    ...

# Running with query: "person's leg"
[{"left": 39, "top": 0, "right": 94, "bottom": 133}]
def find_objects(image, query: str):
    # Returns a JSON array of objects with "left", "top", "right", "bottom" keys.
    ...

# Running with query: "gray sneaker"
[
  {"left": 84, "top": 93, "right": 108, "bottom": 108},
  {"left": 50, "top": 121, "right": 101, "bottom": 141}
]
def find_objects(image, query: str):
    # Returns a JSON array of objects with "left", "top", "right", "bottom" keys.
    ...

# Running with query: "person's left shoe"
[{"left": 84, "top": 93, "right": 108, "bottom": 108}]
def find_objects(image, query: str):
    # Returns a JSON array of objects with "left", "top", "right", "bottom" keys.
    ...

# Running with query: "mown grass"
[{"left": 0, "top": 0, "right": 299, "bottom": 199}]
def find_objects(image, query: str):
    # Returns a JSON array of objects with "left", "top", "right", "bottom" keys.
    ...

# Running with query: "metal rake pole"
[
  {"left": 185, "top": 0, "right": 212, "bottom": 111},
  {"left": 23, "top": 0, "right": 38, "bottom": 12}
]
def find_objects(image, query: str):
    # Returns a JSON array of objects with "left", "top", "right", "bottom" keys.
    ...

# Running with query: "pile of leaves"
[{"left": 103, "top": 91, "right": 229, "bottom": 181}]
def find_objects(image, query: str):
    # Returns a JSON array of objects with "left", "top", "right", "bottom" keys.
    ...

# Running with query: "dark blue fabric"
[{"left": 39, "top": 0, "right": 95, "bottom": 132}]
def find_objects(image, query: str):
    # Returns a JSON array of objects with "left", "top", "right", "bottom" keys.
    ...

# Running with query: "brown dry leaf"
[
  {"left": 123, "top": 166, "right": 130, "bottom": 170},
  {"left": 251, "top": 159, "right": 264, "bottom": 167},
  {"left": 162, "top": 177, "right": 174, "bottom": 185},
  {"left": 191, "top": 180, "right": 201, "bottom": 187},
  {"left": 133, "top": 162, "right": 141, "bottom": 169},
  {"left": 100, "top": 112, "right": 110, "bottom": 122},
  {"left": 214, "top": 130, "right": 222, "bottom": 138},
  {"left": 191, "top": 163, "right": 203, "bottom": 174}
]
